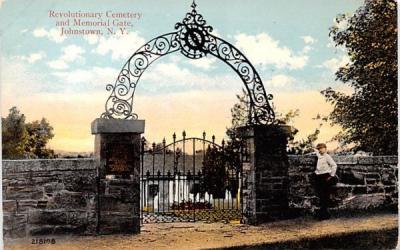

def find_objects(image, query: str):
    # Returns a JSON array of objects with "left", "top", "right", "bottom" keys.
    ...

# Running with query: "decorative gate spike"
[{"left": 140, "top": 131, "right": 243, "bottom": 223}]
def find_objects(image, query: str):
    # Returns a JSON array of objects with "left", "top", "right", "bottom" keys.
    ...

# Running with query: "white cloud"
[
  {"left": 52, "top": 67, "right": 118, "bottom": 86},
  {"left": 320, "top": 55, "right": 350, "bottom": 73},
  {"left": 265, "top": 74, "right": 296, "bottom": 88},
  {"left": 0, "top": 59, "right": 342, "bottom": 152},
  {"left": 327, "top": 17, "right": 349, "bottom": 50},
  {"left": 33, "top": 27, "right": 66, "bottom": 43},
  {"left": 84, "top": 34, "right": 100, "bottom": 45},
  {"left": 92, "top": 32, "right": 146, "bottom": 60},
  {"left": 15, "top": 51, "right": 46, "bottom": 63},
  {"left": 188, "top": 56, "right": 217, "bottom": 70},
  {"left": 143, "top": 63, "right": 191, "bottom": 83},
  {"left": 33, "top": 28, "right": 48, "bottom": 37},
  {"left": 47, "top": 59, "right": 69, "bottom": 70},
  {"left": 61, "top": 44, "right": 85, "bottom": 62},
  {"left": 333, "top": 17, "right": 349, "bottom": 30},
  {"left": 326, "top": 39, "right": 335, "bottom": 48},
  {"left": 141, "top": 62, "right": 238, "bottom": 92},
  {"left": 234, "top": 33, "right": 309, "bottom": 70},
  {"left": 50, "top": 60, "right": 238, "bottom": 94},
  {"left": 47, "top": 45, "right": 85, "bottom": 69},
  {"left": 158, "top": 54, "right": 216, "bottom": 71},
  {"left": 301, "top": 36, "right": 316, "bottom": 44},
  {"left": 168, "top": 54, "right": 182, "bottom": 63},
  {"left": 0, "top": 0, "right": 4, "bottom": 8},
  {"left": 211, "top": 29, "right": 222, "bottom": 37},
  {"left": 301, "top": 45, "right": 312, "bottom": 54},
  {"left": 326, "top": 38, "right": 346, "bottom": 52},
  {"left": 0, "top": 58, "right": 45, "bottom": 98}
]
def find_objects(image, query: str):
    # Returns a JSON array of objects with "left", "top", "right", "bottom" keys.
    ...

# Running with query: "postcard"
[{"left": 0, "top": 0, "right": 398, "bottom": 249}]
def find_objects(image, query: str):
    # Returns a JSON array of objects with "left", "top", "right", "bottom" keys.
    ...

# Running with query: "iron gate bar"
[
  {"left": 208, "top": 144, "right": 212, "bottom": 209},
  {"left": 173, "top": 133, "right": 176, "bottom": 219},
  {"left": 157, "top": 170, "right": 160, "bottom": 215},
  {"left": 140, "top": 132, "right": 243, "bottom": 223},
  {"left": 163, "top": 138, "right": 166, "bottom": 214},
  {"left": 183, "top": 131, "right": 186, "bottom": 208},
  {"left": 193, "top": 138, "right": 196, "bottom": 222},
  {"left": 140, "top": 137, "right": 144, "bottom": 222},
  {"left": 222, "top": 139, "right": 225, "bottom": 211},
  {"left": 152, "top": 142, "right": 155, "bottom": 215}
]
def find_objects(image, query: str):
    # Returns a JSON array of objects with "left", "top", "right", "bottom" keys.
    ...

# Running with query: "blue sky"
[{"left": 0, "top": 0, "right": 363, "bottom": 151}]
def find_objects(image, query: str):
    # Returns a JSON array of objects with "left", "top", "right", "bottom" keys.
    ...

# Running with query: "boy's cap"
[{"left": 316, "top": 143, "right": 327, "bottom": 149}]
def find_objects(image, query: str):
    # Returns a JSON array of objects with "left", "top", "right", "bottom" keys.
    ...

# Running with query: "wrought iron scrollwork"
[
  {"left": 206, "top": 34, "right": 275, "bottom": 124},
  {"left": 174, "top": 1, "right": 213, "bottom": 59},
  {"left": 101, "top": 1, "right": 275, "bottom": 125},
  {"left": 101, "top": 33, "right": 181, "bottom": 119}
]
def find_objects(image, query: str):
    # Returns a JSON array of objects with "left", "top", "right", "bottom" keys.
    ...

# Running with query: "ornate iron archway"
[{"left": 101, "top": 1, "right": 275, "bottom": 125}]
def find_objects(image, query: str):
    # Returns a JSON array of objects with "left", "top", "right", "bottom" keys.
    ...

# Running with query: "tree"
[
  {"left": 230, "top": 88, "right": 250, "bottom": 129},
  {"left": 276, "top": 110, "right": 322, "bottom": 155},
  {"left": 287, "top": 127, "right": 321, "bottom": 155},
  {"left": 2, "top": 107, "right": 55, "bottom": 159},
  {"left": 25, "top": 118, "right": 55, "bottom": 158},
  {"left": 228, "top": 89, "right": 321, "bottom": 154},
  {"left": 322, "top": 0, "right": 397, "bottom": 155},
  {"left": 202, "top": 146, "right": 228, "bottom": 198},
  {"left": 2, "top": 107, "right": 28, "bottom": 159}
]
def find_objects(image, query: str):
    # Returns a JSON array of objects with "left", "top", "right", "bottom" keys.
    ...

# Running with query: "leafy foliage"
[
  {"left": 322, "top": 0, "right": 397, "bottom": 155},
  {"left": 201, "top": 138, "right": 241, "bottom": 198},
  {"left": 25, "top": 118, "right": 55, "bottom": 158},
  {"left": 201, "top": 146, "right": 228, "bottom": 198},
  {"left": 229, "top": 89, "right": 321, "bottom": 154},
  {"left": 280, "top": 111, "right": 322, "bottom": 155},
  {"left": 2, "top": 107, "right": 29, "bottom": 159},
  {"left": 2, "top": 107, "right": 55, "bottom": 159},
  {"left": 230, "top": 88, "right": 250, "bottom": 128}
]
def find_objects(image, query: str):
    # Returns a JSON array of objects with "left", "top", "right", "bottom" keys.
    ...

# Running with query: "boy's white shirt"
[{"left": 315, "top": 152, "right": 337, "bottom": 176}]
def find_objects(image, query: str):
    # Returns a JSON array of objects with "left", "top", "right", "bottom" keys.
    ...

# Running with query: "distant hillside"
[{"left": 53, "top": 150, "right": 94, "bottom": 158}]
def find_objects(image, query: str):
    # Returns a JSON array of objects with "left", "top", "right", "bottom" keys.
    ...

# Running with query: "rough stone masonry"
[
  {"left": 2, "top": 159, "right": 97, "bottom": 238},
  {"left": 2, "top": 155, "right": 398, "bottom": 238},
  {"left": 288, "top": 155, "right": 398, "bottom": 214}
]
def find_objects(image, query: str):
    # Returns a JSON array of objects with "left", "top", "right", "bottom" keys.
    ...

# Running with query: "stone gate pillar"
[
  {"left": 91, "top": 118, "right": 144, "bottom": 234},
  {"left": 238, "top": 124, "right": 291, "bottom": 224}
]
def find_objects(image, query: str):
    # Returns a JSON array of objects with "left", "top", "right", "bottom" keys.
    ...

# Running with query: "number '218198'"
[{"left": 31, "top": 238, "right": 56, "bottom": 244}]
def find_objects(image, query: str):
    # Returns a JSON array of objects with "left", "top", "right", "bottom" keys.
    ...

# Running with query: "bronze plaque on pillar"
[{"left": 105, "top": 143, "right": 134, "bottom": 175}]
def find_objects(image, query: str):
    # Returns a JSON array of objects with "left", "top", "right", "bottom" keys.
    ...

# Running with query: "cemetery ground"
[{"left": 5, "top": 210, "right": 398, "bottom": 250}]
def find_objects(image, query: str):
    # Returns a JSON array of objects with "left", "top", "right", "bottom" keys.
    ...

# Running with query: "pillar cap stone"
[
  {"left": 236, "top": 124, "right": 293, "bottom": 138},
  {"left": 91, "top": 118, "right": 145, "bottom": 134}
]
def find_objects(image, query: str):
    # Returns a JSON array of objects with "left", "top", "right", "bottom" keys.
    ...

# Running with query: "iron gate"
[{"left": 140, "top": 132, "right": 246, "bottom": 223}]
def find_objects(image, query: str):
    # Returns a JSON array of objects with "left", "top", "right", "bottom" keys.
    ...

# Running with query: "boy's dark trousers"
[{"left": 312, "top": 173, "right": 333, "bottom": 218}]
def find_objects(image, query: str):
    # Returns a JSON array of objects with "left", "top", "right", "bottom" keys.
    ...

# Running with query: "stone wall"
[
  {"left": 2, "top": 155, "right": 398, "bottom": 238},
  {"left": 2, "top": 159, "right": 96, "bottom": 238},
  {"left": 288, "top": 155, "right": 398, "bottom": 213}
]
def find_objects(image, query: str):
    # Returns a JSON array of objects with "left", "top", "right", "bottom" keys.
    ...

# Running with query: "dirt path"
[{"left": 5, "top": 213, "right": 398, "bottom": 250}]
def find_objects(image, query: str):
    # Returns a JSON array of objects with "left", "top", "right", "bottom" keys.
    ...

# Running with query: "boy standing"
[{"left": 312, "top": 143, "right": 337, "bottom": 220}]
